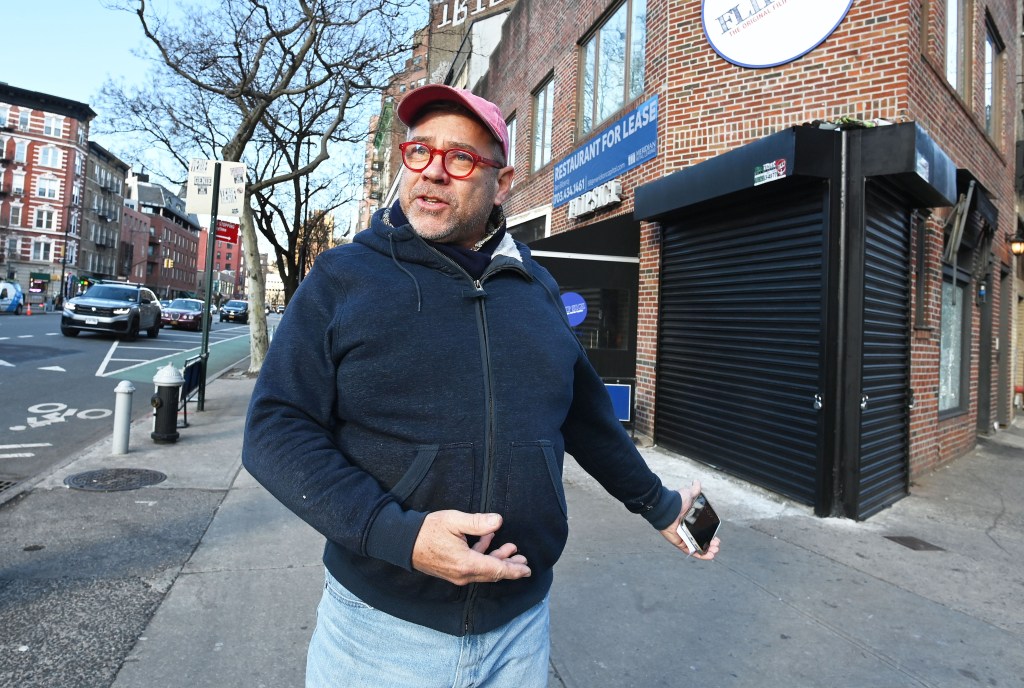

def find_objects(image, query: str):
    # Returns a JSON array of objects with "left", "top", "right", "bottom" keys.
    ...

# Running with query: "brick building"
[
  {"left": 0, "top": 84, "right": 94, "bottom": 305},
  {"left": 82, "top": 141, "right": 129, "bottom": 284},
  {"left": 403, "top": 0, "right": 1020, "bottom": 518},
  {"left": 125, "top": 173, "right": 200, "bottom": 300}
]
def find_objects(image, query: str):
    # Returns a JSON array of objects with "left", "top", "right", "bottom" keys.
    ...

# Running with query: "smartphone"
[{"left": 676, "top": 492, "right": 721, "bottom": 555}]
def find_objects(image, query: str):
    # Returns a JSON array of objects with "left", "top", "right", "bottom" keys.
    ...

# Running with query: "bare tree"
[{"left": 96, "top": 0, "right": 421, "bottom": 373}]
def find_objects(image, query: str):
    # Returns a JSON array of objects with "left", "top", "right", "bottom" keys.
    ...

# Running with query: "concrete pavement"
[{"left": 1, "top": 369, "right": 1022, "bottom": 687}]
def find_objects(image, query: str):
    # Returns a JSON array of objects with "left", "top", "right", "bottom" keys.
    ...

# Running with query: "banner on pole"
[{"left": 186, "top": 159, "right": 247, "bottom": 216}]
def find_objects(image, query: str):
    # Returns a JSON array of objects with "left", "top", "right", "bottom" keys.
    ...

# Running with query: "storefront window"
[
  {"left": 939, "top": 278, "right": 968, "bottom": 412},
  {"left": 565, "top": 287, "right": 629, "bottom": 350}
]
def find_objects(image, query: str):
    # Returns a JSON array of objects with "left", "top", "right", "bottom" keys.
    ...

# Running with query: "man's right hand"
[{"left": 411, "top": 511, "right": 531, "bottom": 585}]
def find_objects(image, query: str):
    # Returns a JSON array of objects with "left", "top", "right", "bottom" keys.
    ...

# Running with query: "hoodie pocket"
[
  {"left": 389, "top": 443, "right": 477, "bottom": 515},
  {"left": 492, "top": 441, "right": 569, "bottom": 571}
]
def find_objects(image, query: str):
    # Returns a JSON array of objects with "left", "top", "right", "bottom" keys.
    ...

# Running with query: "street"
[{"left": 0, "top": 312, "right": 259, "bottom": 498}]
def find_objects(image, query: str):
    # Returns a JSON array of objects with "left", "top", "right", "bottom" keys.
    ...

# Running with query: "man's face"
[{"left": 399, "top": 111, "right": 513, "bottom": 248}]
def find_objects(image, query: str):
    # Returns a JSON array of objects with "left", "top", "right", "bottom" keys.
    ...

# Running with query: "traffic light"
[{"left": 163, "top": 258, "right": 174, "bottom": 269}]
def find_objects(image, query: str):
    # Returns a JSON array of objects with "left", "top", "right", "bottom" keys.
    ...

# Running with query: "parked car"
[
  {"left": 161, "top": 298, "right": 209, "bottom": 331},
  {"left": 219, "top": 299, "right": 250, "bottom": 324},
  {"left": 61, "top": 281, "right": 162, "bottom": 340},
  {"left": 276, "top": 304, "right": 285, "bottom": 314}
]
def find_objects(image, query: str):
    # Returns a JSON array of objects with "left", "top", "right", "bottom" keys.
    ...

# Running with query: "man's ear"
[{"left": 493, "top": 165, "right": 515, "bottom": 206}]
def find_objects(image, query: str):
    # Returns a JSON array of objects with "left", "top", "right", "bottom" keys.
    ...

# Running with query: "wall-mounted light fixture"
[{"left": 1010, "top": 226, "right": 1024, "bottom": 256}]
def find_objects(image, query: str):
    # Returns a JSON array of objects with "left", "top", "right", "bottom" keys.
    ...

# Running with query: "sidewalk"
[{"left": 1, "top": 371, "right": 1022, "bottom": 687}]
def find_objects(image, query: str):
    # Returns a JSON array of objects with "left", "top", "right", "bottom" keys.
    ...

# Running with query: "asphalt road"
[{"left": 0, "top": 312, "right": 257, "bottom": 495}]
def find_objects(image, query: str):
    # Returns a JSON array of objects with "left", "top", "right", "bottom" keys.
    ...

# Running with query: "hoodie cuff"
[
  {"left": 640, "top": 486, "right": 683, "bottom": 531},
  {"left": 365, "top": 501, "right": 428, "bottom": 572}
]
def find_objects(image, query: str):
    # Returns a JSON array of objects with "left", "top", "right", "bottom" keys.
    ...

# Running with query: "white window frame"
[
  {"left": 532, "top": 78, "right": 554, "bottom": 173},
  {"left": 14, "top": 140, "right": 28, "bottom": 164},
  {"left": 34, "top": 208, "right": 56, "bottom": 230},
  {"left": 31, "top": 238, "right": 53, "bottom": 262},
  {"left": 44, "top": 115, "right": 64, "bottom": 137},
  {"left": 9, "top": 204, "right": 22, "bottom": 227},
  {"left": 983, "top": 16, "right": 1004, "bottom": 138},
  {"left": 36, "top": 177, "right": 60, "bottom": 200},
  {"left": 39, "top": 146, "right": 60, "bottom": 168},
  {"left": 944, "top": 0, "right": 971, "bottom": 96}
]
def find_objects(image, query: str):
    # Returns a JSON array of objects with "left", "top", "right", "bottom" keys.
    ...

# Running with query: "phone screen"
[{"left": 682, "top": 493, "right": 721, "bottom": 554}]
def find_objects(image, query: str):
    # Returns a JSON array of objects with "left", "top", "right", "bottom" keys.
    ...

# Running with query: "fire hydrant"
[{"left": 151, "top": 363, "right": 184, "bottom": 444}]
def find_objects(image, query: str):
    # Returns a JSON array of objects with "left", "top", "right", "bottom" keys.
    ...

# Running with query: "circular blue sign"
[{"left": 561, "top": 292, "right": 588, "bottom": 327}]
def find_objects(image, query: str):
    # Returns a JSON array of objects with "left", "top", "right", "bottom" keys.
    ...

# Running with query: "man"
[{"left": 242, "top": 84, "right": 720, "bottom": 687}]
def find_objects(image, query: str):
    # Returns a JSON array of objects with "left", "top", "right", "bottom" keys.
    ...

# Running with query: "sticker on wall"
[
  {"left": 754, "top": 159, "right": 787, "bottom": 186},
  {"left": 561, "top": 292, "right": 588, "bottom": 327},
  {"left": 702, "top": 0, "right": 854, "bottom": 69}
]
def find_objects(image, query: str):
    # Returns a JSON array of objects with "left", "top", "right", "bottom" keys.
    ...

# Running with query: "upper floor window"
[
  {"left": 32, "top": 239, "right": 52, "bottom": 262},
  {"left": 944, "top": 0, "right": 970, "bottom": 96},
  {"left": 18, "top": 109, "right": 30, "bottom": 130},
  {"left": 983, "top": 17, "right": 1004, "bottom": 138},
  {"left": 36, "top": 177, "right": 60, "bottom": 200},
  {"left": 34, "top": 208, "right": 55, "bottom": 230},
  {"left": 14, "top": 140, "right": 28, "bottom": 164},
  {"left": 506, "top": 116, "right": 518, "bottom": 171},
  {"left": 44, "top": 115, "right": 63, "bottom": 137},
  {"left": 580, "top": 0, "right": 647, "bottom": 135},
  {"left": 532, "top": 77, "right": 554, "bottom": 172},
  {"left": 39, "top": 146, "right": 61, "bottom": 168},
  {"left": 0, "top": 105, "right": 9, "bottom": 126}
]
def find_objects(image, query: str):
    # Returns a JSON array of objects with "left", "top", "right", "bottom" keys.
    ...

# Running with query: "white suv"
[{"left": 61, "top": 282, "right": 162, "bottom": 341}]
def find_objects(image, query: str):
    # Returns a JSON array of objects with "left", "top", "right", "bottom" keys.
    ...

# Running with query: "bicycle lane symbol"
[{"left": 9, "top": 402, "right": 113, "bottom": 432}]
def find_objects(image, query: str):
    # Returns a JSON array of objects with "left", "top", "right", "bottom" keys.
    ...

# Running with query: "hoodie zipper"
[{"left": 417, "top": 246, "right": 496, "bottom": 636}]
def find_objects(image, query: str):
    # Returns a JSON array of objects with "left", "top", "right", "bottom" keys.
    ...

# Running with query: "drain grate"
[
  {"left": 884, "top": 535, "right": 944, "bottom": 551},
  {"left": 0, "top": 479, "right": 19, "bottom": 494},
  {"left": 65, "top": 468, "right": 167, "bottom": 492}
]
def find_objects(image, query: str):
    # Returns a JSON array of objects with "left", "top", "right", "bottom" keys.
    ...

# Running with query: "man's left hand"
[{"left": 659, "top": 480, "right": 720, "bottom": 560}]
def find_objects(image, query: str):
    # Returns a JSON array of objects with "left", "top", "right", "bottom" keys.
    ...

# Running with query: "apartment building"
[{"left": 0, "top": 83, "right": 94, "bottom": 305}]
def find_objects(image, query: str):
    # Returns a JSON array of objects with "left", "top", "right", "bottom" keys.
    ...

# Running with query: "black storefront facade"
[{"left": 635, "top": 123, "right": 958, "bottom": 519}]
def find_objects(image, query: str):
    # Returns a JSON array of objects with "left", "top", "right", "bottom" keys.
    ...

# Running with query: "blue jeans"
[{"left": 306, "top": 570, "right": 550, "bottom": 688}]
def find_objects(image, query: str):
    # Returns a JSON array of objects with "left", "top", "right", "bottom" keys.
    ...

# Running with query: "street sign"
[{"left": 214, "top": 220, "right": 240, "bottom": 244}]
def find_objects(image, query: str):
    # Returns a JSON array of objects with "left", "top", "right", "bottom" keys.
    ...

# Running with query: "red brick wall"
[{"left": 474, "top": 0, "right": 1018, "bottom": 473}]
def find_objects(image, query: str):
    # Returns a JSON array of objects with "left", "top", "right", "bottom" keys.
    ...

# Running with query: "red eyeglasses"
[{"left": 399, "top": 142, "right": 504, "bottom": 179}]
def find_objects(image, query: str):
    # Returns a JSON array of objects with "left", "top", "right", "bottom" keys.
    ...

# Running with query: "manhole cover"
[
  {"left": 884, "top": 535, "right": 944, "bottom": 551},
  {"left": 65, "top": 468, "right": 167, "bottom": 492}
]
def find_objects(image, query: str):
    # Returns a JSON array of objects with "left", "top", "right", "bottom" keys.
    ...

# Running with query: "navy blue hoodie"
[{"left": 242, "top": 204, "right": 680, "bottom": 636}]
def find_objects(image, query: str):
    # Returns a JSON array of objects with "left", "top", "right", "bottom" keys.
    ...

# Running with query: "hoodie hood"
[{"left": 354, "top": 200, "right": 529, "bottom": 271}]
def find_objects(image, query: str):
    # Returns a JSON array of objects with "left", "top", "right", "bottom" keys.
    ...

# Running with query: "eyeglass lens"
[{"left": 403, "top": 145, "right": 478, "bottom": 177}]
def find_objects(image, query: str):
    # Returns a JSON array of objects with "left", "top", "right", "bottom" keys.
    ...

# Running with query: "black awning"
[{"left": 635, "top": 122, "right": 957, "bottom": 221}]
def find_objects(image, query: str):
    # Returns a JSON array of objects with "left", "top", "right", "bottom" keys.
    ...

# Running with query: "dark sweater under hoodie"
[{"left": 242, "top": 204, "right": 680, "bottom": 636}]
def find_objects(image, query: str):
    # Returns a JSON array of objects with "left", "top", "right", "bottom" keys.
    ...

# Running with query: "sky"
[{"left": 5, "top": 1, "right": 155, "bottom": 155}]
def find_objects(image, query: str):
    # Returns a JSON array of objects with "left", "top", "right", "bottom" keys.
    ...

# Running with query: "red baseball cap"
[{"left": 397, "top": 84, "right": 510, "bottom": 162}]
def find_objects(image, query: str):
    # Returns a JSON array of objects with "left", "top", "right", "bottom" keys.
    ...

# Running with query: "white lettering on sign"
[
  {"left": 567, "top": 180, "right": 623, "bottom": 220},
  {"left": 437, "top": 0, "right": 507, "bottom": 28}
]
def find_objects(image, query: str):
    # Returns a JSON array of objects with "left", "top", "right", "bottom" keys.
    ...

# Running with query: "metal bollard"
[
  {"left": 151, "top": 363, "right": 184, "bottom": 444},
  {"left": 112, "top": 380, "right": 136, "bottom": 455}
]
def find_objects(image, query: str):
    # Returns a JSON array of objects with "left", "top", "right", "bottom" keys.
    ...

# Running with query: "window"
[
  {"left": 44, "top": 115, "right": 63, "bottom": 137},
  {"left": 39, "top": 146, "right": 60, "bottom": 167},
  {"left": 12, "top": 172, "right": 25, "bottom": 194},
  {"left": 983, "top": 18, "right": 1003, "bottom": 138},
  {"left": 938, "top": 273, "right": 970, "bottom": 413},
  {"left": 506, "top": 116, "right": 517, "bottom": 171},
  {"left": 36, "top": 177, "right": 60, "bottom": 200},
  {"left": 18, "top": 110, "right": 30, "bottom": 130},
  {"left": 14, "top": 140, "right": 27, "bottom": 164},
  {"left": 532, "top": 78, "right": 554, "bottom": 172},
  {"left": 0, "top": 105, "right": 9, "bottom": 126},
  {"left": 32, "top": 239, "right": 52, "bottom": 262},
  {"left": 10, "top": 205, "right": 22, "bottom": 226},
  {"left": 34, "top": 208, "right": 55, "bottom": 230},
  {"left": 580, "top": 0, "right": 647, "bottom": 135},
  {"left": 944, "top": 0, "right": 970, "bottom": 95}
]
